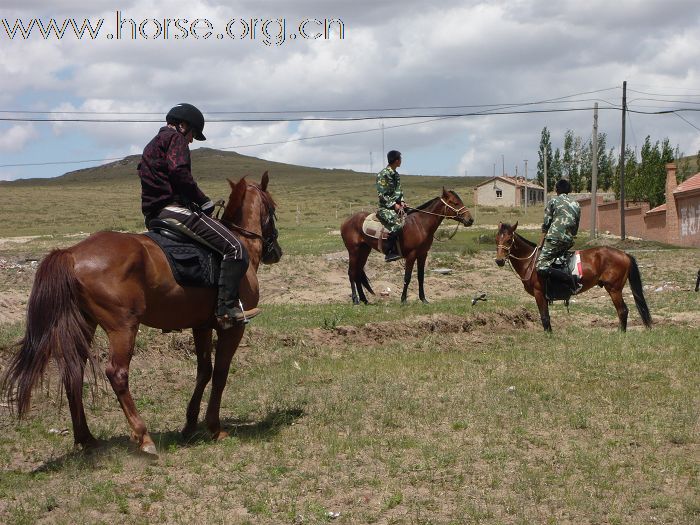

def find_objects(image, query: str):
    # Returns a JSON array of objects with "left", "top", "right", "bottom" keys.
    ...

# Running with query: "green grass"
[{"left": 0, "top": 154, "right": 698, "bottom": 524}]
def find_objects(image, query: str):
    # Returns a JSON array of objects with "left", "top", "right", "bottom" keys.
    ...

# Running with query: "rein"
[
  {"left": 498, "top": 234, "right": 540, "bottom": 282},
  {"left": 406, "top": 198, "right": 469, "bottom": 242}
]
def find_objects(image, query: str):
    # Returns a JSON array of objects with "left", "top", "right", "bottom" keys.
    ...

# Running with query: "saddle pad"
[
  {"left": 144, "top": 231, "right": 220, "bottom": 288},
  {"left": 362, "top": 213, "right": 390, "bottom": 240},
  {"left": 553, "top": 251, "right": 583, "bottom": 278}
]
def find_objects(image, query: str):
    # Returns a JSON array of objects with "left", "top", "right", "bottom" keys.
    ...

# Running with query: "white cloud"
[
  {"left": 0, "top": 124, "right": 38, "bottom": 152},
  {"left": 2, "top": 0, "right": 700, "bottom": 179}
]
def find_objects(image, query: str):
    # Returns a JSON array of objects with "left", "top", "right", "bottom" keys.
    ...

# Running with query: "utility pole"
[
  {"left": 493, "top": 163, "right": 496, "bottom": 178},
  {"left": 502, "top": 154, "right": 505, "bottom": 176},
  {"left": 369, "top": 151, "right": 373, "bottom": 174},
  {"left": 543, "top": 150, "right": 548, "bottom": 208},
  {"left": 591, "top": 103, "right": 599, "bottom": 238},
  {"left": 381, "top": 122, "right": 385, "bottom": 162},
  {"left": 524, "top": 159, "right": 528, "bottom": 210},
  {"left": 619, "top": 81, "right": 627, "bottom": 240}
]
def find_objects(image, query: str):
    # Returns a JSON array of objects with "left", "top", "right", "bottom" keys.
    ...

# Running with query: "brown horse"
[
  {"left": 1, "top": 172, "right": 281, "bottom": 455},
  {"left": 341, "top": 188, "right": 474, "bottom": 304},
  {"left": 494, "top": 222, "right": 652, "bottom": 332}
]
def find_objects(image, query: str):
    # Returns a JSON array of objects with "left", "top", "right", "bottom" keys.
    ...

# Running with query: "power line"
[
  {"left": 673, "top": 112, "right": 700, "bottom": 132},
  {"left": 0, "top": 86, "right": 622, "bottom": 117}
]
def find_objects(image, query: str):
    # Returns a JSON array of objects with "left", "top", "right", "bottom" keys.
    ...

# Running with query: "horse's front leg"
[
  {"left": 401, "top": 255, "right": 416, "bottom": 303},
  {"left": 183, "top": 327, "right": 213, "bottom": 438},
  {"left": 534, "top": 289, "right": 552, "bottom": 332},
  {"left": 205, "top": 325, "right": 245, "bottom": 440},
  {"left": 417, "top": 252, "right": 429, "bottom": 304},
  {"left": 105, "top": 324, "right": 157, "bottom": 455}
]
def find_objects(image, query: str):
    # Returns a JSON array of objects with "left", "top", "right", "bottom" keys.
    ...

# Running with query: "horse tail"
[
  {"left": 627, "top": 254, "right": 652, "bottom": 328},
  {"left": 359, "top": 268, "right": 375, "bottom": 295},
  {"left": 1, "top": 250, "right": 96, "bottom": 418}
]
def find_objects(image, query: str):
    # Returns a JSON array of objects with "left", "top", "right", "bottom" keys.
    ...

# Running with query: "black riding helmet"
[{"left": 166, "top": 103, "right": 206, "bottom": 141}]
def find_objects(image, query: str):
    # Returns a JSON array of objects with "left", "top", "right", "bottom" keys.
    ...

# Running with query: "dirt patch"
[{"left": 304, "top": 308, "right": 538, "bottom": 348}]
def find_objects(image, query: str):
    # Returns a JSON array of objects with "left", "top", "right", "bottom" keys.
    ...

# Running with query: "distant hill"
[
  {"left": 2, "top": 148, "right": 489, "bottom": 187},
  {"left": 0, "top": 148, "right": 491, "bottom": 237}
]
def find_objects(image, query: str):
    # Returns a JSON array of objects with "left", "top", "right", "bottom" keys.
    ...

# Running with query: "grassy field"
[{"left": 0, "top": 153, "right": 698, "bottom": 524}]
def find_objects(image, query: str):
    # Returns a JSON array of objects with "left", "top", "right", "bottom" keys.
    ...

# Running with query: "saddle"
[
  {"left": 362, "top": 213, "right": 403, "bottom": 257},
  {"left": 144, "top": 219, "right": 220, "bottom": 288},
  {"left": 544, "top": 251, "right": 583, "bottom": 303}
]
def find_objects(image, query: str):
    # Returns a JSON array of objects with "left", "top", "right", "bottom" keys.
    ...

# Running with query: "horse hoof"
[
  {"left": 182, "top": 424, "right": 198, "bottom": 439},
  {"left": 140, "top": 441, "right": 158, "bottom": 456},
  {"left": 420, "top": 298, "right": 430, "bottom": 305},
  {"left": 213, "top": 430, "right": 229, "bottom": 441}
]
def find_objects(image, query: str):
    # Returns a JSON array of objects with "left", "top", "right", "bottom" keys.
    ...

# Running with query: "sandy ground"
[{"left": 1, "top": 235, "right": 697, "bottom": 329}]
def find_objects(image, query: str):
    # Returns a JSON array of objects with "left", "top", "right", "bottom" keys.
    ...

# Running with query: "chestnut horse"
[
  {"left": 495, "top": 222, "right": 651, "bottom": 332},
  {"left": 1, "top": 173, "right": 281, "bottom": 455},
  {"left": 341, "top": 188, "right": 473, "bottom": 304}
]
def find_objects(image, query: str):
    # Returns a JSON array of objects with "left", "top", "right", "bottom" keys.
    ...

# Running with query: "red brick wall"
[{"left": 644, "top": 212, "right": 667, "bottom": 242}]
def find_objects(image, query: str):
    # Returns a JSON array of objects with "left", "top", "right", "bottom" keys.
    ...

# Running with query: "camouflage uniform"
[
  {"left": 376, "top": 166, "right": 404, "bottom": 233},
  {"left": 536, "top": 193, "right": 581, "bottom": 271}
]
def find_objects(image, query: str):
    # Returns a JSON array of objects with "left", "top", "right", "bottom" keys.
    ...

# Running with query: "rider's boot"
[
  {"left": 384, "top": 231, "right": 401, "bottom": 262},
  {"left": 216, "top": 258, "right": 261, "bottom": 330}
]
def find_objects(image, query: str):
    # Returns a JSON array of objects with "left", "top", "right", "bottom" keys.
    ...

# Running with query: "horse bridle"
[
  {"left": 220, "top": 185, "right": 278, "bottom": 258},
  {"left": 407, "top": 198, "right": 471, "bottom": 223},
  {"left": 497, "top": 233, "right": 540, "bottom": 281}
]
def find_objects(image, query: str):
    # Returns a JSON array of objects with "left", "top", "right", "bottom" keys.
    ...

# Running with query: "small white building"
[{"left": 473, "top": 176, "right": 545, "bottom": 207}]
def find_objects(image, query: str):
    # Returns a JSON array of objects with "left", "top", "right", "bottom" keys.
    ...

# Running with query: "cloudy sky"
[{"left": 1, "top": 0, "right": 699, "bottom": 181}]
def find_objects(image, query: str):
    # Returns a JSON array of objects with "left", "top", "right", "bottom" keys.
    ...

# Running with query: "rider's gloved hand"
[{"left": 201, "top": 200, "right": 214, "bottom": 216}]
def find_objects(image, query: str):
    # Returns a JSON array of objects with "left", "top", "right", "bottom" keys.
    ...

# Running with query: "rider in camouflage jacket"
[
  {"left": 376, "top": 150, "right": 405, "bottom": 261},
  {"left": 536, "top": 178, "right": 580, "bottom": 289}
]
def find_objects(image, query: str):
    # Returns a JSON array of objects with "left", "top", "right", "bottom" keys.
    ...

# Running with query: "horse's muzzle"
[
  {"left": 461, "top": 216, "right": 474, "bottom": 227},
  {"left": 495, "top": 258, "right": 505, "bottom": 267}
]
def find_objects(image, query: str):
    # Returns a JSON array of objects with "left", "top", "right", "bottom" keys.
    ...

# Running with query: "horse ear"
[
  {"left": 442, "top": 186, "right": 449, "bottom": 197},
  {"left": 228, "top": 177, "right": 247, "bottom": 209},
  {"left": 513, "top": 221, "right": 518, "bottom": 231},
  {"left": 260, "top": 171, "right": 269, "bottom": 191}
]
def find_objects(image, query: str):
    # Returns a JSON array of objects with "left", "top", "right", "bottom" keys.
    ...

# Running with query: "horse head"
[
  {"left": 441, "top": 187, "right": 474, "bottom": 226},
  {"left": 495, "top": 221, "right": 517, "bottom": 267},
  {"left": 222, "top": 171, "right": 282, "bottom": 265}
]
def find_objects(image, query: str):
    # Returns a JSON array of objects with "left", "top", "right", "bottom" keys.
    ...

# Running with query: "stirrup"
[
  {"left": 384, "top": 252, "right": 401, "bottom": 262},
  {"left": 217, "top": 302, "right": 261, "bottom": 329}
]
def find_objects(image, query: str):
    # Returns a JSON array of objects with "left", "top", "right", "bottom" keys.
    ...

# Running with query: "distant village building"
[
  {"left": 578, "top": 163, "right": 700, "bottom": 247},
  {"left": 473, "top": 176, "right": 545, "bottom": 207}
]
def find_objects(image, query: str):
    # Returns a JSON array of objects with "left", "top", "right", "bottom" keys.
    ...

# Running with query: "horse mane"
[
  {"left": 247, "top": 181, "right": 277, "bottom": 210},
  {"left": 407, "top": 197, "right": 439, "bottom": 215}
]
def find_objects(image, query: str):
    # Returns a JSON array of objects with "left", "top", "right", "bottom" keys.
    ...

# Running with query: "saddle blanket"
[
  {"left": 362, "top": 213, "right": 390, "bottom": 240},
  {"left": 552, "top": 251, "right": 582, "bottom": 278},
  {"left": 144, "top": 231, "right": 220, "bottom": 288}
]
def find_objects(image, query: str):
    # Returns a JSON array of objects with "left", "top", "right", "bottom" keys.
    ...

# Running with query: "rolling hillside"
[{"left": 0, "top": 149, "right": 492, "bottom": 237}]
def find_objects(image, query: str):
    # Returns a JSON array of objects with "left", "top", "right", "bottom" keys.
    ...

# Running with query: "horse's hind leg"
[
  {"left": 205, "top": 325, "right": 245, "bottom": 440},
  {"left": 65, "top": 321, "right": 98, "bottom": 448},
  {"left": 605, "top": 285, "right": 629, "bottom": 331},
  {"left": 105, "top": 325, "right": 156, "bottom": 454},
  {"left": 182, "top": 328, "right": 213, "bottom": 438}
]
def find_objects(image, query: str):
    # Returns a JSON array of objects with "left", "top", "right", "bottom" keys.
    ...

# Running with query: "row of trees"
[{"left": 535, "top": 127, "right": 698, "bottom": 209}]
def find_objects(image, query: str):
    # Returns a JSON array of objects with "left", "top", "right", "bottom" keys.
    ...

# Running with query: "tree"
[
  {"left": 620, "top": 136, "right": 673, "bottom": 208},
  {"left": 536, "top": 127, "right": 553, "bottom": 190},
  {"left": 562, "top": 130, "right": 574, "bottom": 182},
  {"left": 550, "top": 148, "right": 563, "bottom": 190},
  {"left": 612, "top": 145, "right": 637, "bottom": 200}
]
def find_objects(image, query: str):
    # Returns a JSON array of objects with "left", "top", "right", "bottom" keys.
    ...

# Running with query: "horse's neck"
[
  {"left": 411, "top": 198, "right": 444, "bottom": 231},
  {"left": 225, "top": 204, "right": 264, "bottom": 269},
  {"left": 511, "top": 234, "right": 536, "bottom": 275}
]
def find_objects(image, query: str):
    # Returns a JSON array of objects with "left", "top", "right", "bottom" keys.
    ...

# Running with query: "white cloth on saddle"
[{"left": 362, "top": 213, "right": 391, "bottom": 239}]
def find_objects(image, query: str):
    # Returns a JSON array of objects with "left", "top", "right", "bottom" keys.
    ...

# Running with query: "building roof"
[
  {"left": 673, "top": 172, "right": 700, "bottom": 195},
  {"left": 475, "top": 176, "right": 544, "bottom": 190},
  {"left": 646, "top": 203, "right": 667, "bottom": 214}
]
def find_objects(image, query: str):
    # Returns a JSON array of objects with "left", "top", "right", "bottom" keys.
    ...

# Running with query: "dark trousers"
[{"left": 153, "top": 205, "right": 247, "bottom": 263}]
